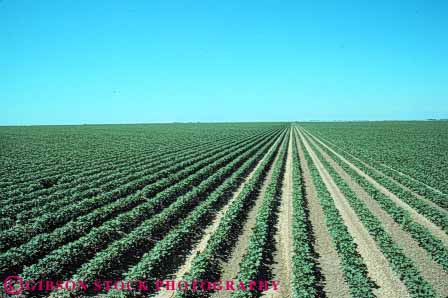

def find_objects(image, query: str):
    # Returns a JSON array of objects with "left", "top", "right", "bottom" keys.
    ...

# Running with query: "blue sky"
[{"left": 1, "top": 0, "right": 447, "bottom": 125}]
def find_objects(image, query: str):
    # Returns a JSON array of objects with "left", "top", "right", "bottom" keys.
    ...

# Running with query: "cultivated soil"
[
  {"left": 295, "top": 129, "right": 350, "bottom": 298},
  {"left": 154, "top": 135, "right": 285, "bottom": 298},
  {"left": 302, "top": 128, "right": 448, "bottom": 246},
  {"left": 261, "top": 129, "right": 294, "bottom": 298},
  {"left": 307, "top": 132, "right": 448, "bottom": 297},
  {"left": 298, "top": 128, "right": 409, "bottom": 298},
  {"left": 213, "top": 135, "right": 286, "bottom": 298}
]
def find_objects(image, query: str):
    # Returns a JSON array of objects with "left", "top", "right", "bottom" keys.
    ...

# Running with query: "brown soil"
[
  {"left": 302, "top": 128, "right": 448, "bottom": 246},
  {"left": 380, "top": 163, "right": 448, "bottom": 196},
  {"left": 307, "top": 132, "right": 448, "bottom": 297},
  {"left": 261, "top": 129, "right": 294, "bottom": 298},
  {"left": 154, "top": 133, "right": 285, "bottom": 298},
  {"left": 373, "top": 167, "right": 448, "bottom": 215},
  {"left": 304, "top": 131, "right": 447, "bottom": 215},
  {"left": 179, "top": 135, "right": 283, "bottom": 278},
  {"left": 213, "top": 133, "right": 287, "bottom": 298},
  {"left": 294, "top": 129, "right": 350, "bottom": 298},
  {"left": 298, "top": 128, "right": 409, "bottom": 298}
]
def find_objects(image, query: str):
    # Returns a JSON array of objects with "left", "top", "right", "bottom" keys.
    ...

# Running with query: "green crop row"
[
  {"left": 2, "top": 128, "right": 278, "bottom": 227},
  {"left": 306, "top": 134, "right": 436, "bottom": 297},
  {"left": 0, "top": 124, "right": 285, "bottom": 199},
  {"left": 101, "top": 130, "right": 287, "bottom": 298},
  {"left": 0, "top": 125, "right": 244, "bottom": 199},
  {"left": 305, "top": 129, "right": 448, "bottom": 272},
  {"left": 0, "top": 129, "right": 275, "bottom": 252},
  {"left": 299, "top": 121, "right": 448, "bottom": 198},
  {"left": 75, "top": 130, "right": 282, "bottom": 282},
  {"left": 173, "top": 130, "right": 285, "bottom": 298},
  {"left": 372, "top": 163, "right": 448, "bottom": 210},
  {"left": 0, "top": 134, "right": 206, "bottom": 207},
  {"left": 17, "top": 129, "right": 284, "bottom": 284},
  {"left": 231, "top": 131, "right": 289, "bottom": 298},
  {"left": 303, "top": 130, "right": 448, "bottom": 234},
  {"left": 0, "top": 130, "right": 238, "bottom": 208},
  {"left": 374, "top": 163, "right": 448, "bottom": 209},
  {"left": 306, "top": 131, "right": 448, "bottom": 211},
  {"left": 1, "top": 129, "right": 283, "bottom": 280},
  {"left": 297, "top": 129, "right": 376, "bottom": 298},
  {"left": 290, "top": 131, "right": 319, "bottom": 298}
]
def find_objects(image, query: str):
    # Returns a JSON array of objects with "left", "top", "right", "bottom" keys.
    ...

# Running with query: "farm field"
[{"left": 0, "top": 121, "right": 447, "bottom": 298}]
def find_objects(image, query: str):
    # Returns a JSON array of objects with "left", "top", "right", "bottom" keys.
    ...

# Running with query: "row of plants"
[
  {"left": 0, "top": 130, "right": 235, "bottom": 205},
  {"left": 290, "top": 131, "right": 320, "bottom": 298},
  {"left": 231, "top": 133, "right": 289, "bottom": 298},
  {"left": 173, "top": 130, "right": 286, "bottom": 298},
  {"left": 1, "top": 129, "right": 278, "bottom": 227},
  {"left": 0, "top": 127, "right": 229, "bottom": 195},
  {"left": 299, "top": 121, "right": 448, "bottom": 199},
  {"left": 297, "top": 129, "right": 376, "bottom": 298},
  {"left": 374, "top": 162, "right": 448, "bottom": 210},
  {"left": 72, "top": 131, "right": 287, "bottom": 298},
  {"left": 303, "top": 129, "right": 448, "bottom": 233},
  {"left": 1, "top": 127, "right": 280, "bottom": 203},
  {"left": 0, "top": 137, "right": 192, "bottom": 205},
  {"left": 1, "top": 143, "right": 215, "bottom": 225},
  {"left": 0, "top": 124, "right": 284, "bottom": 197},
  {"left": 373, "top": 162, "right": 448, "bottom": 210},
  {"left": 0, "top": 130, "right": 278, "bottom": 252},
  {"left": 0, "top": 129, "right": 284, "bottom": 280},
  {"left": 305, "top": 129, "right": 448, "bottom": 211},
  {"left": 1, "top": 128, "right": 278, "bottom": 208},
  {"left": 17, "top": 130, "right": 285, "bottom": 283},
  {"left": 303, "top": 129, "right": 448, "bottom": 271},
  {"left": 305, "top": 133, "right": 436, "bottom": 297}
]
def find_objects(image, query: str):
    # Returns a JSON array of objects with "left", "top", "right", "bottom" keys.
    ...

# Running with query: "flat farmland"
[{"left": 0, "top": 122, "right": 447, "bottom": 298}]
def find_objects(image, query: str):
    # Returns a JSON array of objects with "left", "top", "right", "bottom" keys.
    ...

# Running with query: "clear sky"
[{"left": 1, "top": 0, "right": 447, "bottom": 125}]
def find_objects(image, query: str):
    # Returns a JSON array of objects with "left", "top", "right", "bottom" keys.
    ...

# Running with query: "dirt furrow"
[
  {"left": 380, "top": 162, "right": 448, "bottom": 196},
  {"left": 178, "top": 134, "right": 283, "bottom": 279},
  {"left": 301, "top": 127, "right": 448, "bottom": 246},
  {"left": 302, "top": 128, "right": 448, "bottom": 213},
  {"left": 213, "top": 132, "right": 287, "bottom": 298},
  {"left": 154, "top": 133, "right": 285, "bottom": 298},
  {"left": 294, "top": 129, "right": 350, "bottom": 298},
  {"left": 377, "top": 164, "right": 448, "bottom": 214},
  {"left": 298, "top": 128, "right": 409, "bottom": 298},
  {"left": 261, "top": 129, "right": 293, "bottom": 298},
  {"left": 307, "top": 133, "right": 448, "bottom": 297},
  {"left": 387, "top": 178, "right": 448, "bottom": 215}
]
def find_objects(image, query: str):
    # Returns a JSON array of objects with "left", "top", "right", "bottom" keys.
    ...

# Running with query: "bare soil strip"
[
  {"left": 301, "top": 128, "right": 448, "bottom": 197},
  {"left": 213, "top": 133, "right": 287, "bottom": 298},
  {"left": 295, "top": 129, "right": 350, "bottom": 298},
  {"left": 386, "top": 177, "right": 448, "bottom": 215},
  {"left": 154, "top": 133, "right": 285, "bottom": 298},
  {"left": 307, "top": 134, "right": 448, "bottom": 297},
  {"left": 376, "top": 164, "right": 448, "bottom": 214},
  {"left": 261, "top": 129, "right": 294, "bottom": 298},
  {"left": 302, "top": 130, "right": 447, "bottom": 215},
  {"left": 380, "top": 162, "right": 448, "bottom": 196},
  {"left": 298, "top": 128, "right": 409, "bottom": 298},
  {"left": 301, "top": 128, "right": 448, "bottom": 246}
]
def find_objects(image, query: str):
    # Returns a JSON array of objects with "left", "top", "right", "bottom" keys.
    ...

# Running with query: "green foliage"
[
  {"left": 298, "top": 130, "right": 376, "bottom": 298},
  {"left": 104, "top": 131, "right": 288, "bottom": 298},
  {"left": 175, "top": 131, "right": 286, "bottom": 298},
  {"left": 290, "top": 132, "right": 319, "bottom": 298},
  {"left": 299, "top": 121, "right": 448, "bottom": 203},
  {"left": 231, "top": 132, "right": 289, "bottom": 298},
  {"left": 17, "top": 129, "right": 281, "bottom": 283},
  {"left": 306, "top": 130, "right": 448, "bottom": 272},
  {"left": 307, "top": 136, "right": 436, "bottom": 297}
]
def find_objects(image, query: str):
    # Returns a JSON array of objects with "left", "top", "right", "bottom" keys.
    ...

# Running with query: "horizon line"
[{"left": 1, "top": 118, "right": 447, "bottom": 127}]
